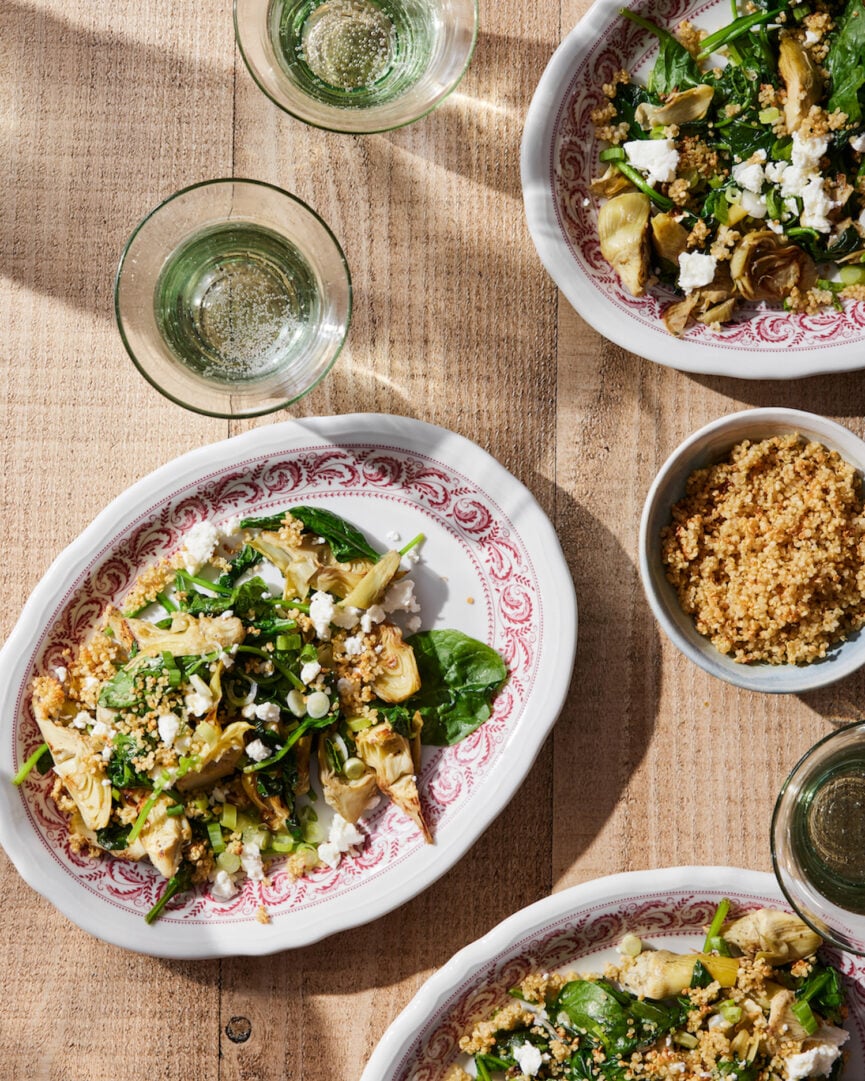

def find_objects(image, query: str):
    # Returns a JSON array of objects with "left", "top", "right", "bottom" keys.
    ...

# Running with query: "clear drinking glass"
[
  {"left": 772, "top": 722, "right": 865, "bottom": 954},
  {"left": 234, "top": 0, "right": 478, "bottom": 133},
  {"left": 115, "top": 179, "right": 351, "bottom": 418}
]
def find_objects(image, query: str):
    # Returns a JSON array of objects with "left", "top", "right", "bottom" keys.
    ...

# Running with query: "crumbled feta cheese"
[
  {"left": 331, "top": 605, "right": 360, "bottom": 630},
  {"left": 678, "top": 251, "right": 717, "bottom": 293},
  {"left": 241, "top": 702, "right": 257, "bottom": 719},
  {"left": 385, "top": 530, "right": 401, "bottom": 544},
  {"left": 245, "top": 738, "right": 271, "bottom": 762},
  {"left": 254, "top": 701, "right": 281, "bottom": 724},
  {"left": 53, "top": 666, "right": 68, "bottom": 683},
  {"left": 181, "top": 520, "right": 220, "bottom": 575},
  {"left": 786, "top": 1034, "right": 846, "bottom": 1081},
  {"left": 336, "top": 676, "right": 356, "bottom": 696},
  {"left": 804, "top": 28, "right": 820, "bottom": 44},
  {"left": 317, "top": 813, "right": 364, "bottom": 869},
  {"left": 72, "top": 711, "right": 92, "bottom": 729},
  {"left": 157, "top": 713, "right": 181, "bottom": 746},
  {"left": 404, "top": 547, "right": 420, "bottom": 565},
  {"left": 101, "top": 746, "right": 113, "bottom": 761},
  {"left": 382, "top": 578, "right": 420, "bottom": 614},
  {"left": 211, "top": 869, "right": 239, "bottom": 900},
  {"left": 732, "top": 153, "right": 765, "bottom": 194},
  {"left": 513, "top": 1042, "right": 543, "bottom": 1076},
  {"left": 850, "top": 132, "right": 865, "bottom": 153},
  {"left": 406, "top": 615, "right": 422, "bottom": 634},
  {"left": 800, "top": 176, "right": 838, "bottom": 232},
  {"left": 90, "top": 719, "right": 112, "bottom": 740},
  {"left": 360, "top": 604, "right": 385, "bottom": 632},
  {"left": 343, "top": 635, "right": 364, "bottom": 656},
  {"left": 300, "top": 660, "right": 322, "bottom": 684},
  {"left": 740, "top": 188, "right": 768, "bottom": 219},
  {"left": 218, "top": 515, "right": 244, "bottom": 546},
  {"left": 792, "top": 132, "right": 828, "bottom": 171},
  {"left": 185, "top": 689, "right": 213, "bottom": 717},
  {"left": 309, "top": 591, "right": 335, "bottom": 638},
  {"left": 240, "top": 842, "right": 265, "bottom": 882},
  {"left": 623, "top": 138, "right": 679, "bottom": 184}
]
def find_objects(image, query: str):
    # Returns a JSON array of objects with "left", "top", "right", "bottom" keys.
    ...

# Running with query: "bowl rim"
[
  {"left": 233, "top": 0, "right": 479, "bottom": 135},
  {"left": 114, "top": 176, "right": 353, "bottom": 419},
  {"left": 638, "top": 408, "right": 865, "bottom": 693},
  {"left": 520, "top": 0, "right": 865, "bottom": 379}
]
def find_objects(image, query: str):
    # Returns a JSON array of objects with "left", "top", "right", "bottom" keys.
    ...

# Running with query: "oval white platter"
[
  {"left": 521, "top": 0, "right": 865, "bottom": 378},
  {"left": 361, "top": 866, "right": 865, "bottom": 1080},
  {"left": 0, "top": 414, "right": 577, "bottom": 958}
]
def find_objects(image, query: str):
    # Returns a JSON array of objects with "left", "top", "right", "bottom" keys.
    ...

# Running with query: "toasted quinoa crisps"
[
  {"left": 661, "top": 435, "right": 865, "bottom": 664},
  {"left": 16, "top": 506, "right": 506, "bottom": 924},
  {"left": 453, "top": 903, "right": 850, "bottom": 1080},
  {"left": 592, "top": 0, "right": 865, "bottom": 337}
]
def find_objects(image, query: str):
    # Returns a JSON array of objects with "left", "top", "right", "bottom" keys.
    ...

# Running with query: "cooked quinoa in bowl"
[
  {"left": 661, "top": 434, "right": 865, "bottom": 664},
  {"left": 639, "top": 409, "right": 865, "bottom": 693}
]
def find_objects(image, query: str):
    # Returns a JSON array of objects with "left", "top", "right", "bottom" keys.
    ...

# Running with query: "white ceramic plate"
[
  {"left": 361, "top": 866, "right": 865, "bottom": 1080},
  {"left": 0, "top": 414, "right": 577, "bottom": 958},
  {"left": 521, "top": 0, "right": 865, "bottom": 379}
]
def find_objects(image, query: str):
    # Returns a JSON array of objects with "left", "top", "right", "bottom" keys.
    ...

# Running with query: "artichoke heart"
[
  {"left": 134, "top": 792, "right": 191, "bottom": 878},
  {"left": 651, "top": 212, "right": 690, "bottom": 266},
  {"left": 599, "top": 192, "right": 652, "bottom": 297},
  {"left": 723, "top": 908, "right": 823, "bottom": 964},
  {"left": 125, "top": 611, "right": 245, "bottom": 657},
  {"left": 635, "top": 84, "right": 715, "bottom": 129},
  {"left": 37, "top": 718, "right": 111, "bottom": 831},
  {"left": 339, "top": 549, "right": 401, "bottom": 610},
  {"left": 250, "top": 532, "right": 320, "bottom": 601},
  {"left": 590, "top": 165, "right": 636, "bottom": 199},
  {"left": 318, "top": 730, "right": 379, "bottom": 823},
  {"left": 176, "top": 721, "right": 253, "bottom": 791},
  {"left": 730, "top": 229, "right": 817, "bottom": 301},
  {"left": 241, "top": 773, "right": 291, "bottom": 832},
  {"left": 355, "top": 722, "right": 432, "bottom": 842},
  {"left": 371, "top": 623, "right": 421, "bottom": 703},
  {"left": 778, "top": 35, "right": 822, "bottom": 135},
  {"left": 621, "top": 950, "right": 739, "bottom": 999}
]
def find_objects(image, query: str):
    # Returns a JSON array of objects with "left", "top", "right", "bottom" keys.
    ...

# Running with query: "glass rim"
[
  {"left": 114, "top": 177, "right": 353, "bottom": 419},
  {"left": 233, "top": 0, "right": 479, "bottom": 134},
  {"left": 771, "top": 720, "right": 865, "bottom": 955}
]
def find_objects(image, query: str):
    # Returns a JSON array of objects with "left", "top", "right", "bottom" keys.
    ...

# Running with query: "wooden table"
[{"left": 3, "top": 1, "right": 865, "bottom": 1078}]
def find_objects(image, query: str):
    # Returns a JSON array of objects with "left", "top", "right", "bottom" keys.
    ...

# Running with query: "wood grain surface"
[{"left": 3, "top": 1, "right": 865, "bottom": 1079}]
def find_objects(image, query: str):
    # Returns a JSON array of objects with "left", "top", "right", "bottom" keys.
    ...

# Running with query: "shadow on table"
[
  {"left": 685, "top": 371, "right": 865, "bottom": 420},
  {"left": 1, "top": 0, "right": 234, "bottom": 317}
]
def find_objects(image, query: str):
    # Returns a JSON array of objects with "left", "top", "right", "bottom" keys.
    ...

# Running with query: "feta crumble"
[
  {"left": 623, "top": 138, "right": 679, "bottom": 185},
  {"left": 181, "top": 520, "right": 220, "bottom": 575},
  {"left": 245, "top": 738, "right": 271, "bottom": 762},
  {"left": 678, "top": 251, "right": 717, "bottom": 293}
]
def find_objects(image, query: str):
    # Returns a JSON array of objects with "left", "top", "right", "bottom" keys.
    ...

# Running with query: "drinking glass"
[
  {"left": 772, "top": 722, "right": 865, "bottom": 954},
  {"left": 115, "top": 179, "right": 351, "bottom": 418},
  {"left": 234, "top": 0, "right": 478, "bottom": 133}
]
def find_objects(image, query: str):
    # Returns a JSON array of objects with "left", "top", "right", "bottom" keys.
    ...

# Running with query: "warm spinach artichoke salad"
[
  {"left": 16, "top": 507, "right": 506, "bottom": 924},
  {"left": 448, "top": 902, "right": 849, "bottom": 1081},
  {"left": 592, "top": 0, "right": 865, "bottom": 334}
]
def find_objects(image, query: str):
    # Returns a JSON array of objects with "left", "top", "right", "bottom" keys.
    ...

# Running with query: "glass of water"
[
  {"left": 115, "top": 179, "right": 351, "bottom": 418},
  {"left": 234, "top": 0, "right": 478, "bottom": 133},
  {"left": 772, "top": 722, "right": 865, "bottom": 954}
]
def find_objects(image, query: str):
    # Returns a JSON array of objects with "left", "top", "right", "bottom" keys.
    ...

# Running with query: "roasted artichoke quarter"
[
  {"left": 355, "top": 722, "right": 432, "bottom": 842},
  {"left": 635, "top": 84, "right": 715, "bottom": 130},
  {"left": 778, "top": 34, "right": 822, "bottom": 135},
  {"left": 36, "top": 718, "right": 111, "bottom": 832},
  {"left": 318, "top": 730, "right": 379, "bottom": 824},
  {"left": 620, "top": 950, "right": 738, "bottom": 1000},
  {"left": 598, "top": 192, "right": 651, "bottom": 297},
  {"left": 722, "top": 908, "right": 823, "bottom": 964},
  {"left": 730, "top": 229, "right": 818, "bottom": 301}
]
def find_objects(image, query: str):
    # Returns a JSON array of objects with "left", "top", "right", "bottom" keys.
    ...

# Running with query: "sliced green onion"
[
  {"left": 612, "top": 161, "right": 674, "bottom": 210},
  {"left": 696, "top": 6, "right": 784, "bottom": 59},
  {"left": 704, "top": 898, "right": 731, "bottom": 952},
  {"left": 12, "top": 742, "right": 50, "bottom": 786},
  {"left": 221, "top": 803, "right": 238, "bottom": 831},
  {"left": 207, "top": 821, "right": 226, "bottom": 853},
  {"left": 599, "top": 146, "right": 627, "bottom": 162},
  {"left": 398, "top": 533, "right": 424, "bottom": 556},
  {"left": 673, "top": 1031, "right": 699, "bottom": 1049},
  {"left": 344, "top": 756, "right": 367, "bottom": 781},
  {"left": 758, "top": 106, "right": 780, "bottom": 125},
  {"left": 127, "top": 790, "right": 162, "bottom": 845},
  {"left": 840, "top": 265, "right": 865, "bottom": 285},
  {"left": 719, "top": 1001, "right": 743, "bottom": 1024},
  {"left": 346, "top": 715, "right": 373, "bottom": 732},
  {"left": 792, "top": 999, "right": 819, "bottom": 1036},
  {"left": 216, "top": 849, "right": 241, "bottom": 874},
  {"left": 270, "top": 833, "right": 297, "bottom": 853}
]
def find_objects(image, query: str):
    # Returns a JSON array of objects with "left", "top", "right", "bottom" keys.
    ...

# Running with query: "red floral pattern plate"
[
  {"left": 520, "top": 0, "right": 865, "bottom": 378},
  {"left": 360, "top": 867, "right": 865, "bottom": 1080},
  {"left": 0, "top": 415, "right": 576, "bottom": 957}
]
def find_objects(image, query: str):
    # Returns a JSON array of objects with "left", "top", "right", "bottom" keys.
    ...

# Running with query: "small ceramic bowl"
[{"left": 639, "top": 408, "right": 865, "bottom": 693}]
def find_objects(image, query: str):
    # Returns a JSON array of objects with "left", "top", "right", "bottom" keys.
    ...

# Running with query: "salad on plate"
[{"left": 15, "top": 506, "right": 507, "bottom": 924}]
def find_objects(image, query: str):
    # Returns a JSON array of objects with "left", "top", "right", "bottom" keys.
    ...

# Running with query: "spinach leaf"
[
  {"left": 185, "top": 575, "right": 271, "bottom": 620},
  {"left": 216, "top": 543, "right": 262, "bottom": 588},
  {"left": 289, "top": 506, "right": 380, "bottom": 563},
  {"left": 610, "top": 81, "right": 656, "bottom": 139},
  {"left": 399, "top": 630, "right": 507, "bottom": 746},
  {"left": 239, "top": 506, "right": 381, "bottom": 564},
  {"left": 98, "top": 667, "right": 139, "bottom": 709},
  {"left": 568, "top": 1048, "right": 628, "bottom": 1080},
  {"left": 557, "top": 979, "right": 686, "bottom": 1057},
  {"left": 718, "top": 118, "right": 777, "bottom": 160},
  {"left": 714, "top": 1062, "right": 759, "bottom": 1081},
  {"left": 690, "top": 959, "right": 714, "bottom": 988},
  {"left": 795, "top": 963, "right": 846, "bottom": 1025},
  {"left": 96, "top": 824, "right": 132, "bottom": 851},
  {"left": 826, "top": 0, "right": 865, "bottom": 125},
  {"left": 106, "top": 733, "right": 151, "bottom": 789},
  {"left": 620, "top": 10, "right": 702, "bottom": 96}
]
